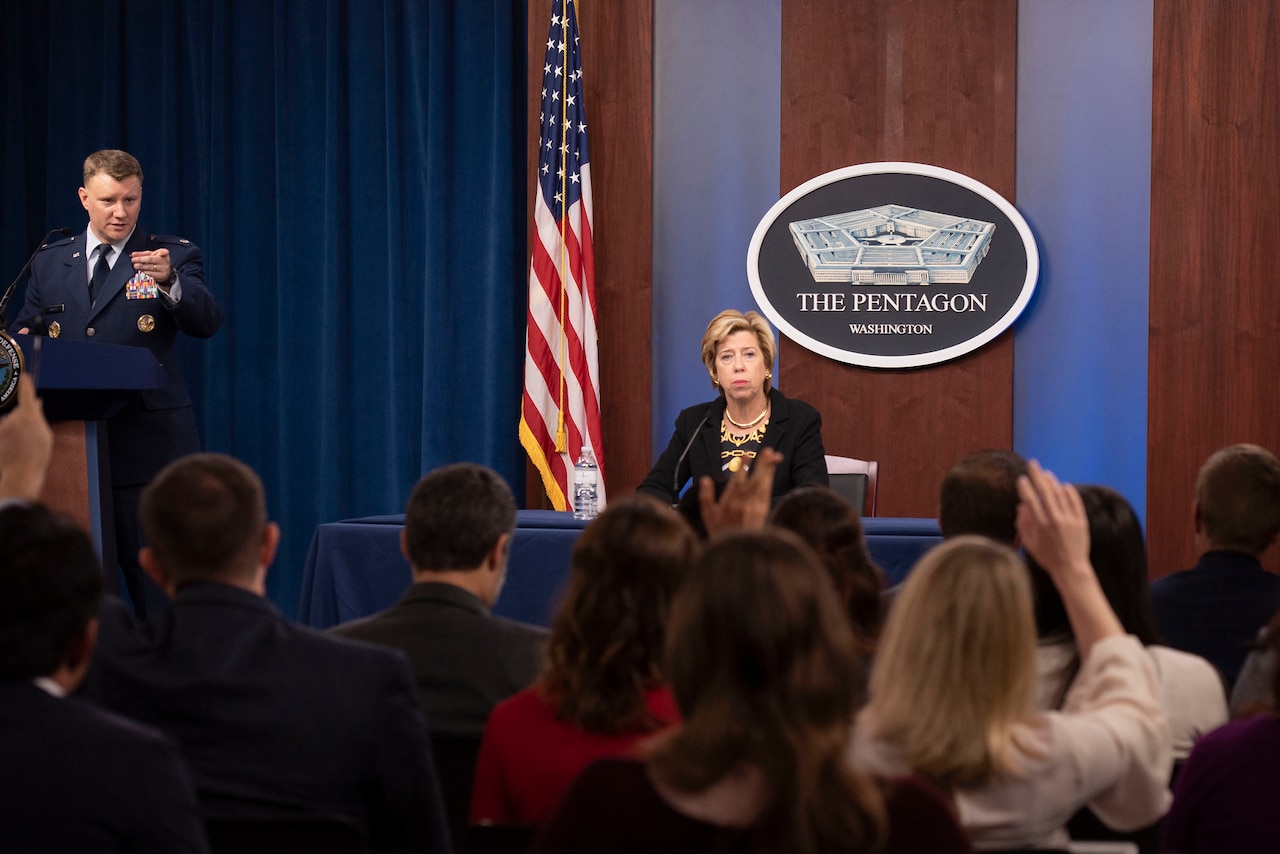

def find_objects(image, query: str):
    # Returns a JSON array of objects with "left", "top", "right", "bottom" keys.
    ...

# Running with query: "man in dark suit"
[
  {"left": 11, "top": 149, "right": 222, "bottom": 618},
  {"left": 1151, "top": 443, "right": 1280, "bottom": 689},
  {"left": 0, "top": 502, "right": 208, "bottom": 852},
  {"left": 331, "top": 463, "right": 548, "bottom": 736},
  {"left": 78, "top": 453, "right": 451, "bottom": 854}
]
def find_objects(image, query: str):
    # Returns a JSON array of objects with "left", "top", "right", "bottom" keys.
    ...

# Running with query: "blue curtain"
[{"left": 2, "top": 0, "right": 528, "bottom": 610}]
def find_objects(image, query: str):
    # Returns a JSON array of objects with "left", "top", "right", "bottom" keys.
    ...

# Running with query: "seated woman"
[
  {"left": 1164, "top": 607, "right": 1280, "bottom": 853},
  {"left": 770, "top": 485, "right": 885, "bottom": 703},
  {"left": 1030, "top": 484, "right": 1227, "bottom": 760},
  {"left": 532, "top": 530, "right": 972, "bottom": 853},
  {"left": 469, "top": 496, "right": 698, "bottom": 827},
  {"left": 851, "top": 463, "right": 1172, "bottom": 850},
  {"left": 638, "top": 309, "right": 828, "bottom": 504}
]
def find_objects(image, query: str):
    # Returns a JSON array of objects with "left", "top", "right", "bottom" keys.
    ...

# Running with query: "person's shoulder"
[
  {"left": 573, "top": 756, "right": 647, "bottom": 790},
  {"left": 488, "top": 685, "right": 549, "bottom": 725},
  {"left": 491, "top": 613, "right": 551, "bottom": 642},
  {"left": 553, "top": 757, "right": 652, "bottom": 816},
  {"left": 292, "top": 617, "right": 417, "bottom": 679},
  {"left": 1148, "top": 644, "right": 1222, "bottom": 680},
  {"left": 61, "top": 693, "right": 178, "bottom": 751},
  {"left": 882, "top": 773, "right": 956, "bottom": 815},
  {"left": 769, "top": 389, "right": 820, "bottom": 420},
  {"left": 145, "top": 232, "right": 199, "bottom": 250},
  {"left": 1190, "top": 713, "right": 1280, "bottom": 757},
  {"left": 28, "top": 233, "right": 76, "bottom": 270},
  {"left": 1150, "top": 567, "right": 1197, "bottom": 595},
  {"left": 38, "top": 233, "right": 75, "bottom": 252},
  {"left": 327, "top": 606, "right": 393, "bottom": 641},
  {"left": 675, "top": 398, "right": 720, "bottom": 424}
]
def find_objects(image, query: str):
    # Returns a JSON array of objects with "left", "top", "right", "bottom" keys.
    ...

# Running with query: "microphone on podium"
[
  {"left": 0, "top": 228, "right": 70, "bottom": 410},
  {"left": 0, "top": 227, "right": 72, "bottom": 329}
]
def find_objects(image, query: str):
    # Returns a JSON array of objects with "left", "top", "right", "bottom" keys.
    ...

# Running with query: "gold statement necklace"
[{"left": 725, "top": 404, "right": 769, "bottom": 430}]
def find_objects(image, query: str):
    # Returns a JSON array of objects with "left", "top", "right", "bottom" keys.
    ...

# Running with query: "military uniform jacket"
[{"left": 12, "top": 227, "right": 222, "bottom": 485}]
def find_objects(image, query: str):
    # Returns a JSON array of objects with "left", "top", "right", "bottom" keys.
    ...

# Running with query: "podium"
[{"left": 15, "top": 334, "right": 166, "bottom": 590}]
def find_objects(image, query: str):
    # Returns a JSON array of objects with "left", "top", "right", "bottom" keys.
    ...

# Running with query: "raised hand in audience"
[
  {"left": 697, "top": 447, "right": 782, "bottom": 538},
  {"left": 0, "top": 378, "right": 53, "bottom": 502},
  {"left": 1017, "top": 460, "right": 1123, "bottom": 656}
]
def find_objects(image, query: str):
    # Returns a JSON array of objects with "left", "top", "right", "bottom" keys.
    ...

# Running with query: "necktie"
[{"left": 90, "top": 244, "right": 113, "bottom": 305}]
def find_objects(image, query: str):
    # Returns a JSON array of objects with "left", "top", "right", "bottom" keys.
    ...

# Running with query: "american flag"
[{"left": 519, "top": 0, "right": 605, "bottom": 512}]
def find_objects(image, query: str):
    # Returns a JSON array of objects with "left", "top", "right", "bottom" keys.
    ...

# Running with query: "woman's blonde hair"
[
  {"left": 699, "top": 310, "right": 776, "bottom": 393},
  {"left": 868, "top": 535, "right": 1038, "bottom": 788}
]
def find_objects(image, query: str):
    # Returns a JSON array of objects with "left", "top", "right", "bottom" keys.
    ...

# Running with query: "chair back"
[
  {"left": 1065, "top": 807, "right": 1155, "bottom": 854},
  {"left": 825, "top": 455, "right": 879, "bottom": 516},
  {"left": 1062, "top": 756, "right": 1181, "bottom": 854},
  {"left": 1068, "top": 843, "right": 1140, "bottom": 854},
  {"left": 467, "top": 824, "right": 535, "bottom": 854},
  {"left": 204, "top": 814, "right": 367, "bottom": 854},
  {"left": 431, "top": 732, "right": 485, "bottom": 854}
]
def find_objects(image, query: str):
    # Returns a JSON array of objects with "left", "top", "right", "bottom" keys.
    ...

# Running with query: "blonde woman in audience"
[
  {"left": 532, "top": 530, "right": 972, "bottom": 853},
  {"left": 851, "top": 462, "right": 1172, "bottom": 849},
  {"left": 469, "top": 496, "right": 698, "bottom": 828}
]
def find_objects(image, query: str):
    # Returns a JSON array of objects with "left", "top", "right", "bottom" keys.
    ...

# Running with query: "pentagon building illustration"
[{"left": 788, "top": 205, "right": 995, "bottom": 285}]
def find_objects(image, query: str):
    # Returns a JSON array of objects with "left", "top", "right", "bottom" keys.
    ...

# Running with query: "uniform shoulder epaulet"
[
  {"left": 39, "top": 235, "right": 75, "bottom": 251},
  {"left": 148, "top": 233, "right": 194, "bottom": 246}
]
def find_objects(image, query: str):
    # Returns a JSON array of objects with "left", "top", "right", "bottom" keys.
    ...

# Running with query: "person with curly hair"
[{"left": 469, "top": 496, "right": 699, "bottom": 827}]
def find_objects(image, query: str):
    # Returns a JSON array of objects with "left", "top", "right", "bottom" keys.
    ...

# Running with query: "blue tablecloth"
[{"left": 297, "top": 510, "right": 940, "bottom": 630}]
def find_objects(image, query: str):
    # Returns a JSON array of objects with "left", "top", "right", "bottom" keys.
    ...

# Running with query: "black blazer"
[
  {"left": 330, "top": 581, "right": 548, "bottom": 736},
  {"left": 1150, "top": 550, "right": 1280, "bottom": 689},
  {"left": 638, "top": 388, "right": 828, "bottom": 504},
  {"left": 78, "top": 583, "right": 451, "bottom": 854},
  {"left": 0, "top": 681, "right": 208, "bottom": 852}
]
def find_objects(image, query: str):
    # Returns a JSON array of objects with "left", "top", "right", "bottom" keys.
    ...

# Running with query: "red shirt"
[{"left": 469, "top": 684, "right": 679, "bottom": 827}]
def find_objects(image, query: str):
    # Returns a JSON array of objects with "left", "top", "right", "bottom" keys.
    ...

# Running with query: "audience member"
[
  {"left": 884, "top": 448, "right": 1026, "bottom": 601},
  {"left": 78, "top": 453, "right": 451, "bottom": 854},
  {"left": 674, "top": 446, "right": 782, "bottom": 540},
  {"left": 770, "top": 485, "right": 885, "bottom": 702},
  {"left": 331, "top": 463, "right": 547, "bottom": 735},
  {"left": 532, "top": 529, "right": 972, "bottom": 854},
  {"left": 1150, "top": 443, "right": 1280, "bottom": 688},
  {"left": 1031, "top": 485, "right": 1226, "bottom": 759},
  {"left": 851, "top": 462, "right": 1171, "bottom": 849},
  {"left": 938, "top": 448, "right": 1028, "bottom": 544},
  {"left": 0, "top": 503, "right": 208, "bottom": 852},
  {"left": 1162, "top": 608, "right": 1280, "bottom": 853},
  {"left": 470, "top": 496, "right": 698, "bottom": 827}
]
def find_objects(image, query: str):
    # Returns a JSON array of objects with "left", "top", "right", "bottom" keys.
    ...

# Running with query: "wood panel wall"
[
  {"left": 525, "top": 0, "right": 654, "bottom": 506},
  {"left": 778, "top": 0, "right": 1018, "bottom": 517},
  {"left": 1148, "top": 1, "right": 1280, "bottom": 576}
]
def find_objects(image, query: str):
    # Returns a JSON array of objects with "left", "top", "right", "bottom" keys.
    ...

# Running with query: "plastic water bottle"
[{"left": 573, "top": 446, "right": 599, "bottom": 520}]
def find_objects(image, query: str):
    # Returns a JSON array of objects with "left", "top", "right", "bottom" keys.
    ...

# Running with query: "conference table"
[{"left": 297, "top": 510, "right": 942, "bottom": 630}]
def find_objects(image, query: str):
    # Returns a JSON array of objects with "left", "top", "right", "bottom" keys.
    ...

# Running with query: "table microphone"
[
  {"left": 671, "top": 410, "right": 713, "bottom": 503},
  {"left": 0, "top": 227, "right": 72, "bottom": 328}
]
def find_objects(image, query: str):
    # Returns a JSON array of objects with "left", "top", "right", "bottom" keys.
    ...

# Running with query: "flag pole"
[{"left": 554, "top": 0, "right": 570, "bottom": 453}]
